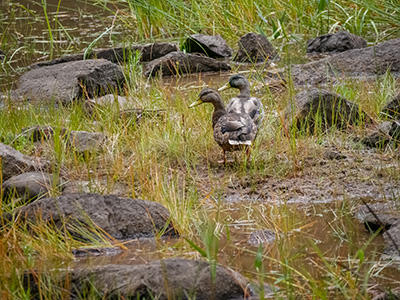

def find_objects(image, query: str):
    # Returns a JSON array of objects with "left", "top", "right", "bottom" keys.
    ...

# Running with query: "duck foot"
[{"left": 218, "top": 159, "right": 235, "bottom": 164}]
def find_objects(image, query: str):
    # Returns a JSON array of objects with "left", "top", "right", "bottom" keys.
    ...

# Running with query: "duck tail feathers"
[{"left": 229, "top": 140, "right": 252, "bottom": 146}]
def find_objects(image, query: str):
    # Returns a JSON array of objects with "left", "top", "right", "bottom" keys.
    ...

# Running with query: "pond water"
[
  {"left": 1, "top": 0, "right": 400, "bottom": 296},
  {"left": 72, "top": 201, "right": 400, "bottom": 291},
  {"left": 1, "top": 0, "right": 120, "bottom": 88}
]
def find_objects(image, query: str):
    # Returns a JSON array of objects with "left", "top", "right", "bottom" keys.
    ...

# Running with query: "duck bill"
[
  {"left": 218, "top": 82, "right": 231, "bottom": 92},
  {"left": 189, "top": 99, "right": 203, "bottom": 108}
]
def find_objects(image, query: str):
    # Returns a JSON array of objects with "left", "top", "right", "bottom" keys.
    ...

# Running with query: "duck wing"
[
  {"left": 226, "top": 97, "right": 264, "bottom": 127},
  {"left": 214, "top": 113, "right": 257, "bottom": 147}
]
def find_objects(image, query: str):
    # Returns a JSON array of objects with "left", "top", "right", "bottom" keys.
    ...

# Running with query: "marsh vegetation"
[{"left": 1, "top": 0, "right": 400, "bottom": 299}]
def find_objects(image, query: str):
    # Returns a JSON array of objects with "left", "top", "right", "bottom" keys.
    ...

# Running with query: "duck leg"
[
  {"left": 245, "top": 146, "right": 252, "bottom": 161},
  {"left": 218, "top": 149, "right": 227, "bottom": 164}
]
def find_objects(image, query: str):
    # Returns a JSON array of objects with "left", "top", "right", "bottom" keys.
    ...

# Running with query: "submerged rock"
[
  {"left": 13, "top": 193, "right": 176, "bottom": 240},
  {"left": 0, "top": 142, "right": 49, "bottom": 181},
  {"left": 292, "top": 38, "right": 400, "bottom": 86},
  {"left": 357, "top": 201, "right": 400, "bottom": 259},
  {"left": 18, "top": 59, "right": 125, "bottom": 104},
  {"left": 25, "top": 258, "right": 267, "bottom": 299},
  {"left": 307, "top": 31, "right": 367, "bottom": 54},
  {"left": 234, "top": 32, "right": 279, "bottom": 63},
  {"left": 144, "top": 51, "right": 231, "bottom": 77},
  {"left": 284, "top": 88, "right": 371, "bottom": 132},
  {"left": 2, "top": 172, "right": 64, "bottom": 203},
  {"left": 183, "top": 34, "right": 233, "bottom": 58},
  {"left": 381, "top": 93, "right": 400, "bottom": 120},
  {"left": 248, "top": 229, "right": 276, "bottom": 246}
]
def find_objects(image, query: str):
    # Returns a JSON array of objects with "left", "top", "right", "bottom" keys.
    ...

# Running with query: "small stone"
[
  {"left": 0, "top": 142, "right": 50, "bottom": 181},
  {"left": 2, "top": 172, "right": 64, "bottom": 203},
  {"left": 248, "top": 229, "right": 276, "bottom": 246}
]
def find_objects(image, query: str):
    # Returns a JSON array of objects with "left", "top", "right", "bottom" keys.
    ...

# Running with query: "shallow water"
[
  {"left": 72, "top": 201, "right": 400, "bottom": 290},
  {"left": 1, "top": 0, "right": 119, "bottom": 88},
  {"left": 1, "top": 0, "right": 400, "bottom": 295}
]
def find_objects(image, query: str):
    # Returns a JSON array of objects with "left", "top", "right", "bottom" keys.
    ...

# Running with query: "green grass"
[{"left": 1, "top": 0, "right": 400, "bottom": 298}]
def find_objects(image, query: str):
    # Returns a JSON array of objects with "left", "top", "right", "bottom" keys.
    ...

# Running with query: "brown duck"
[{"left": 189, "top": 88, "right": 257, "bottom": 164}]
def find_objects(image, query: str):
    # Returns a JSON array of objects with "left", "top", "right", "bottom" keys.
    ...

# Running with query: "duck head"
[
  {"left": 189, "top": 88, "right": 223, "bottom": 108},
  {"left": 218, "top": 74, "right": 248, "bottom": 91}
]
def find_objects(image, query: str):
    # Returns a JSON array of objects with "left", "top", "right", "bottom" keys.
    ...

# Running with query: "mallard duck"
[
  {"left": 189, "top": 88, "right": 257, "bottom": 164},
  {"left": 218, "top": 74, "right": 264, "bottom": 128}
]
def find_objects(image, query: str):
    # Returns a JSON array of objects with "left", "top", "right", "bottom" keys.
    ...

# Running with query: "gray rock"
[
  {"left": 144, "top": 51, "right": 231, "bottom": 77},
  {"left": 18, "top": 59, "right": 125, "bottom": 104},
  {"left": 381, "top": 93, "right": 400, "bottom": 120},
  {"left": 285, "top": 88, "right": 371, "bottom": 131},
  {"left": 0, "top": 49, "right": 5, "bottom": 61},
  {"left": 0, "top": 142, "right": 49, "bottom": 181},
  {"left": 94, "top": 42, "right": 179, "bottom": 63},
  {"left": 25, "top": 258, "right": 260, "bottom": 300},
  {"left": 183, "top": 34, "right": 233, "bottom": 58},
  {"left": 248, "top": 229, "right": 276, "bottom": 246},
  {"left": 2, "top": 172, "right": 64, "bottom": 203},
  {"left": 14, "top": 193, "right": 177, "bottom": 240},
  {"left": 307, "top": 31, "right": 367, "bottom": 54},
  {"left": 85, "top": 94, "right": 129, "bottom": 114},
  {"left": 20, "top": 125, "right": 55, "bottom": 142},
  {"left": 30, "top": 43, "right": 179, "bottom": 68},
  {"left": 62, "top": 130, "right": 107, "bottom": 153},
  {"left": 292, "top": 38, "right": 400, "bottom": 86},
  {"left": 372, "top": 287, "right": 400, "bottom": 300},
  {"left": 234, "top": 33, "right": 279, "bottom": 63},
  {"left": 356, "top": 201, "right": 400, "bottom": 258},
  {"left": 72, "top": 246, "right": 123, "bottom": 257},
  {"left": 362, "top": 121, "right": 400, "bottom": 148}
]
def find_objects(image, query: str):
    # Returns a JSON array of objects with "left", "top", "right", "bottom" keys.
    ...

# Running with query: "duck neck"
[
  {"left": 211, "top": 101, "right": 226, "bottom": 129},
  {"left": 238, "top": 85, "right": 251, "bottom": 98}
]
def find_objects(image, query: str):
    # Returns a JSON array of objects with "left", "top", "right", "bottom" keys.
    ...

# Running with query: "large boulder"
[
  {"left": 0, "top": 142, "right": 49, "bottom": 181},
  {"left": 144, "top": 51, "right": 231, "bottom": 77},
  {"left": 285, "top": 88, "right": 371, "bottom": 131},
  {"left": 292, "top": 38, "right": 400, "bottom": 86},
  {"left": 25, "top": 258, "right": 266, "bottom": 299},
  {"left": 183, "top": 34, "right": 232, "bottom": 58},
  {"left": 307, "top": 31, "right": 367, "bottom": 54},
  {"left": 356, "top": 202, "right": 400, "bottom": 258},
  {"left": 13, "top": 193, "right": 176, "bottom": 240},
  {"left": 2, "top": 172, "right": 64, "bottom": 203},
  {"left": 381, "top": 93, "right": 400, "bottom": 120},
  {"left": 234, "top": 33, "right": 279, "bottom": 63},
  {"left": 18, "top": 59, "right": 125, "bottom": 104},
  {"left": 30, "top": 42, "right": 179, "bottom": 68}
]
